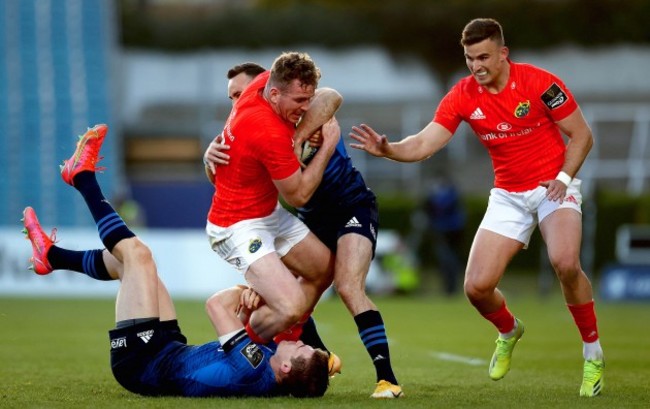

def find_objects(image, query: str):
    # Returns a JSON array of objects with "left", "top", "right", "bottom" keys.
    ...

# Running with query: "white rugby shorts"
[
  {"left": 479, "top": 179, "right": 582, "bottom": 248},
  {"left": 206, "top": 203, "right": 310, "bottom": 273}
]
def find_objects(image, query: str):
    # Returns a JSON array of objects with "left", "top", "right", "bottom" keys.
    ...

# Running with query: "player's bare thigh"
[
  {"left": 334, "top": 233, "right": 372, "bottom": 288},
  {"left": 465, "top": 228, "right": 523, "bottom": 293},
  {"left": 281, "top": 231, "right": 334, "bottom": 286},
  {"left": 539, "top": 208, "right": 593, "bottom": 304},
  {"left": 334, "top": 233, "right": 376, "bottom": 314},
  {"left": 539, "top": 208, "right": 582, "bottom": 265},
  {"left": 245, "top": 252, "right": 307, "bottom": 314},
  {"left": 113, "top": 237, "right": 160, "bottom": 322}
]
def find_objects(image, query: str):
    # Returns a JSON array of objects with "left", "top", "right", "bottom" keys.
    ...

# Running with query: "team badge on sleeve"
[
  {"left": 542, "top": 83, "right": 568, "bottom": 110},
  {"left": 240, "top": 342, "right": 264, "bottom": 368}
]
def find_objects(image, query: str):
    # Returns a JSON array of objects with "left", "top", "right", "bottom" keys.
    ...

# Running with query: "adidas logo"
[
  {"left": 565, "top": 195, "right": 578, "bottom": 204},
  {"left": 373, "top": 354, "right": 386, "bottom": 362},
  {"left": 345, "top": 217, "right": 362, "bottom": 228},
  {"left": 137, "top": 329, "right": 154, "bottom": 344},
  {"left": 470, "top": 107, "right": 486, "bottom": 120}
]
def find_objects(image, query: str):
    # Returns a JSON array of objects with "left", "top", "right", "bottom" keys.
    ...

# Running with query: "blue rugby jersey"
[
  {"left": 142, "top": 335, "right": 279, "bottom": 397},
  {"left": 298, "top": 138, "right": 375, "bottom": 215}
]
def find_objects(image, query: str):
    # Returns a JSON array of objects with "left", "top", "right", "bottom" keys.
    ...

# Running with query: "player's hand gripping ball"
[{"left": 300, "top": 141, "right": 319, "bottom": 164}]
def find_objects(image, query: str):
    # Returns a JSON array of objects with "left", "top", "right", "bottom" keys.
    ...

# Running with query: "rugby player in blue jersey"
[
  {"left": 22, "top": 124, "right": 329, "bottom": 398},
  {"left": 204, "top": 64, "right": 402, "bottom": 398}
]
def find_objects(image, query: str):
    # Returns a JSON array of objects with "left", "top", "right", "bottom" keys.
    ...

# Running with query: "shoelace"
[
  {"left": 70, "top": 131, "right": 106, "bottom": 172},
  {"left": 32, "top": 227, "right": 58, "bottom": 251},
  {"left": 495, "top": 337, "right": 514, "bottom": 357},
  {"left": 583, "top": 362, "right": 602, "bottom": 383}
]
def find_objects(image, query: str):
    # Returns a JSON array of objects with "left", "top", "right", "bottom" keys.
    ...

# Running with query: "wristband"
[
  {"left": 555, "top": 171, "right": 572, "bottom": 187},
  {"left": 221, "top": 329, "right": 248, "bottom": 352}
]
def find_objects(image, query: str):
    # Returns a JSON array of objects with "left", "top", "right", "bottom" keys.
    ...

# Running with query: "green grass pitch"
[{"left": 1, "top": 287, "right": 649, "bottom": 408}]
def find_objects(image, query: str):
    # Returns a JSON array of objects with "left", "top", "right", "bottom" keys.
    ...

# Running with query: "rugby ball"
[{"left": 300, "top": 141, "right": 319, "bottom": 164}]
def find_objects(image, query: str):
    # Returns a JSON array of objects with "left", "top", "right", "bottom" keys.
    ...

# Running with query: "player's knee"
[
  {"left": 463, "top": 279, "right": 492, "bottom": 302},
  {"left": 126, "top": 239, "right": 155, "bottom": 270},
  {"left": 551, "top": 257, "right": 582, "bottom": 282},
  {"left": 278, "top": 308, "right": 303, "bottom": 329},
  {"left": 274, "top": 296, "right": 305, "bottom": 327},
  {"left": 333, "top": 277, "right": 363, "bottom": 303}
]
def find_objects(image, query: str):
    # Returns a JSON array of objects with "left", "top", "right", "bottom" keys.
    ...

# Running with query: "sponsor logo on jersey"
[
  {"left": 225, "top": 107, "right": 237, "bottom": 142},
  {"left": 470, "top": 107, "right": 486, "bottom": 120},
  {"left": 137, "top": 329, "right": 154, "bottom": 344},
  {"left": 240, "top": 342, "right": 264, "bottom": 368},
  {"left": 497, "top": 122, "right": 512, "bottom": 131},
  {"left": 479, "top": 127, "right": 533, "bottom": 141},
  {"left": 514, "top": 100, "right": 530, "bottom": 118},
  {"left": 541, "top": 83, "right": 568, "bottom": 110},
  {"left": 111, "top": 337, "right": 127, "bottom": 349},
  {"left": 248, "top": 237, "right": 262, "bottom": 253}
]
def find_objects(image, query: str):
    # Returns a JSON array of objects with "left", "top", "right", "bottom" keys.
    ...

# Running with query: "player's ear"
[
  {"left": 268, "top": 86, "right": 281, "bottom": 104},
  {"left": 281, "top": 361, "right": 292, "bottom": 374},
  {"left": 500, "top": 46, "right": 509, "bottom": 61}
]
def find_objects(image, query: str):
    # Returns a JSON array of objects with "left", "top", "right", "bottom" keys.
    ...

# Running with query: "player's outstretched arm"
[{"left": 350, "top": 121, "right": 453, "bottom": 162}]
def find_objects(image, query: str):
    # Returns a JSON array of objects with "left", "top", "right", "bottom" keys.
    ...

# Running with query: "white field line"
[{"left": 430, "top": 351, "right": 487, "bottom": 366}]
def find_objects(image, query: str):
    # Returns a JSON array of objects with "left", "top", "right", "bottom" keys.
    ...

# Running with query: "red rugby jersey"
[
  {"left": 208, "top": 71, "right": 300, "bottom": 227},
  {"left": 434, "top": 61, "right": 578, "bottom": 192}
]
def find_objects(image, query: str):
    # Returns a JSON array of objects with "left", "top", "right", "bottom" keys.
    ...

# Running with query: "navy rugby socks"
[
  {"left": 299, "top": 316, "right": 329, "bottom": 352},
  {"left": 73, "top": 172, "right": 135, "bottom": 251},
  {"left": 47, "top": 247, "right": 112, "bottom": 280},
  {"left": 355, "top": 310, "right": 399, "bottom": 384}
]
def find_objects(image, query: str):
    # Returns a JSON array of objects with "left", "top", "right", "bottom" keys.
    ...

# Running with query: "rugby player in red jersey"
[
  {"left": 350, "top": 18, "right": 604, "bottom": 397},
  {"left": 205, "top": 52, "right": 341, "bottom": 350},
  {"left": 204, "top": 61, "right": 345, "bottom": 381},
  {"left": 205, "top": 62, "right": 403, "bottom": 398}
]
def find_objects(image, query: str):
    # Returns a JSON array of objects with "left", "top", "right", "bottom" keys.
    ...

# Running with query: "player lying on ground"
[{"left": 22, "top": 124, "right": 329, "bottom": 398}]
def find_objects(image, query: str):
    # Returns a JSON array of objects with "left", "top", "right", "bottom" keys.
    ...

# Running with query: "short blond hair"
[{"left": 269, "top": 52, "right": 321, "bottom": 92}]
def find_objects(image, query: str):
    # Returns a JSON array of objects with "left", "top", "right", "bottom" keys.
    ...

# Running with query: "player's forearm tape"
[
  {"left": 221, "top": 328, "right": 247, "bottom": 352},
  {"left": 555, "top": 171, "right": 572, "bottom": 186}
]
